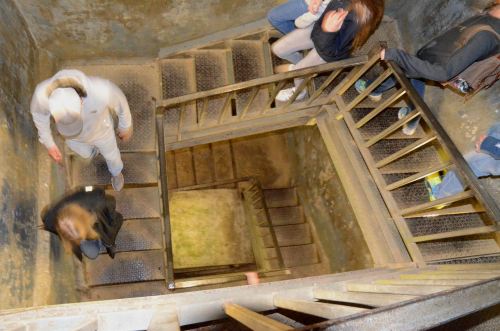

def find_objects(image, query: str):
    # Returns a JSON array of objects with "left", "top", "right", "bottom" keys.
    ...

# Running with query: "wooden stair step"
[
  {"left": 173, "top": 148, "right": 196, "bottom": 188},
  {"left": 345, "top": 283, "right": 453, "bottom": 295},
  {"left": 192, "top": 144, "right": 215, "bottom": 184},
  {"left": 261, "top": 223, "right": 312, "bottom": 247}
]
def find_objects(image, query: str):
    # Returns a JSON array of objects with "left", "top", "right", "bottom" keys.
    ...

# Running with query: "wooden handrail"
[{"left": 157, "top": 55, "right": 368, "bottom": 111}]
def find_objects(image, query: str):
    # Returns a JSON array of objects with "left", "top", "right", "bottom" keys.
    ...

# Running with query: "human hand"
[
  {"left": 321, "top": 8, "right": 349, "bottom": 32},
  {"left": 48, "top": 145, "right": 63, "bottom": 164},
  {"left": 118, "top": 126, "right": 133, "bottom": 142},
  {"left": 475, "top": 135, "right": 486, "bottom": 152},
  {"left": 308, "top": 0, "right": 322, "bottom": 14},
  {"left": 380, "top": 48, "right": 386, "bottom": 60}
]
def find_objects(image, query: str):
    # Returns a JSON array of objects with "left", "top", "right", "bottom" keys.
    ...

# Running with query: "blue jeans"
[
  {"left": 268, "top": 0, "right": 308, "bottom": 35},
  {"left": 435, "top": 123, "right": 500, "bottom": 199}
]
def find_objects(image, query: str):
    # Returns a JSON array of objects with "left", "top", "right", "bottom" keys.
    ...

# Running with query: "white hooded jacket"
[{"left": 31, "top": 69, "right": 132, "bottom": 149}]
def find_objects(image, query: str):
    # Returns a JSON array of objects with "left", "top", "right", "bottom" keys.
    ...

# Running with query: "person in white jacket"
[{"left": 31, "top": 69, "right": 133, "bottom": 191}]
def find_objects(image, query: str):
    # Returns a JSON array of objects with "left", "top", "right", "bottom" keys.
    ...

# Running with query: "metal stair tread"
[
  {"left": 85, "top": 250, "right": 165, "bottom": 286},
  {"left": 107, "top": 187, "right": 160, "bottom": 219},
  {"left": 268, "top": 206, "right": 305, "bottom": 226},
  {"left": 405, "top": 213, "right": 487, "bottom": 237},
  {"left": 87, "top": 280, "right": 168, "bottom": 301},
  {"left": 99, "top": 218, "right": 163, "bottom": 253},
  {"left": 263, "top": 188, "right": 299, "bottom": 208},
  {"left": 261, "top": 223, "right": 312, "bottom": 247},
  {"left": 419, "top": 239, "right": 500, "bottom": 262},
  {"left": 72, "top": 153, "right": 157, "bottom": 186}
]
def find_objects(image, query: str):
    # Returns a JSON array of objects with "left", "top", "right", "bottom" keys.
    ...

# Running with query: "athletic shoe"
[
  {"left": 276, "top": 87, "right": 307, "bottom": 102},
  {"left": 354, "top": 79, "right": 382, "bottom": 102},
  {"left": 398, "top": 106, "right": 420, "bottom": 136},
  {"left": 111, "top": 172, "right": 124, "bottom": 191},
  {"left": 424, "top": 172, "right": 443, "bottom": 202}
]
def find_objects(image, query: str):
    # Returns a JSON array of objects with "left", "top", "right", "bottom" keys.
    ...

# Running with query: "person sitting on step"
[
  {"left": 426, "top": 123, "right": 500, "bottom": 201},
  {"left": 268, "top": 0, "right": 325, "bottom": 35},
  {"left": 271, "top": 0, "right": 384, "bottom": 103},
  {"left": 355, "top": 1, "right": 500, "bottom": 135},
  {"left": 41, "top": 187, "right": 124, "bottom": 260},
  {"left": 31, "top": 69, "right": 133, "bottom": 191}
]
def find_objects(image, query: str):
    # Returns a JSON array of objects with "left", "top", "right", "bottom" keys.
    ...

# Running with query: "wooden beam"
[
  {"left": 355, "top": 89, "right": 406, "bottom": 128},
  {"left": 400, "top": 190, "right": 475, "bottom": 216},
  {"left": 165, "top": 106, "right": 321, "bottom": 151},
  {"left": 346, "top": 283, "right": 453, "bottom": 295},
  {"left": 313, "top": 288, "right": 416, "bottom": 307},
  {"left": 385, "top": 163, "right": 452, "bottom": 191},
  {"left": 375, "top": 135, "right": 437, "bottom": 168},
  {"left": 412, "top": 226, "right": 498, "bottom": 242},
  {"left": 344, "top": 68, "right": 393, "bottom": 112},
  {"left": 399, "top": 273, "right": 499, "bottom": 280},
  {"left": 224, "top": 303, "right": 291, "bottom": 331},
  {"left": 364, "top": 109, "right": 421, "bottom": 147},
  {"left": 273, "top": 297, "right": 366, "bottom": 320},
  {"left": 375, "top": 279, "right": 475, "bottom": 286}
]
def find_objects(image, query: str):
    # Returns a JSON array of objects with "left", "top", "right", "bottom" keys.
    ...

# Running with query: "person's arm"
[
  {"left": 107, "top": 81, "right": 133, "bottom": 142},
  {"left": 31, "top": 83, "right": 63, "bottom": 163}
]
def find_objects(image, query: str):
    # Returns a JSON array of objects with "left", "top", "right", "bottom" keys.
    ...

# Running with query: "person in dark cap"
[{"left": 41, "top": 187, "right": 123, "bottom": 261}]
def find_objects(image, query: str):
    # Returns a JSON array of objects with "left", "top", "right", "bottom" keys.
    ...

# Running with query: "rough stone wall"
[
  {"left": 15, "top": 0, "right": 282, "bottom": 60},
  {"left": 287, "top": 127, "right": 373, "bottom": 273},
  {"left": 0, "top": 1, "right": 39, "bottom": 309},
  {"left": 385, "top": 0, "right": 499, "bottom": 202}
]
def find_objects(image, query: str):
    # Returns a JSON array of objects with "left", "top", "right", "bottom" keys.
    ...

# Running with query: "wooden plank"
[
  {"left": 435, "top": 263, "right": 500, "bottom": 271},
  {"left": 403, "top": 203, "right": 485, "bottom": 218},
  {"left": 148, "top": 307, "right": 180, "bottom": 331},
  {"left": 335, "top": 50, "right": 380, "bottom": 95},
  {"left": 400, "top": 190, "right": 475, "bottom": 216},
  {"left": 316, "top": 113, "right": 410, "bottom": 265},
  {"left": 400, "top": 273, "right": 499, "bottom": 280},
  {"left": 283, "top": 74, "right": 316, "bottom": 107},
  {"left": 375, "top": 279, "right": 475, "bottom": 286},
  {"left": 307, "top": 69, "right": 343, "bottom": 104},
  {"left": 313, "top": 288, "right": 416, "bottom": 307},
  {"left": 375, "top": 135, "right": 437, "bottom": 168},
  {"left": 273, "top": 297, "right": 366, "bottom": 320},
  {"left": 412, "top": 225, "right": 498, "bottom": 243},
  {"left": 224, "top": 303, "right": 291, "bottom": 331},
  {"left": 240, "top": 87, "right": 260, "bottom": 119},
  {"left": 346, "top": 283, "right": 453, "bottom": 295},
  {"left": 165, "top": 105, "right": 321, "bottom": 151}
]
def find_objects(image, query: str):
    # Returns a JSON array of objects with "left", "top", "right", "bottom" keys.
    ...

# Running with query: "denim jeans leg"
[
  {"left": 267, "top": 0, "right": 308, "bottom": 35},
  {"left": 435, "top": 151, "right": 500, "bottom": 199}
]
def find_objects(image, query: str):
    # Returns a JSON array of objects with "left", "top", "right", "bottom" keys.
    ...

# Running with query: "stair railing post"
[{"left": 155, "top": 108, "right": 176, "bottom": 290}]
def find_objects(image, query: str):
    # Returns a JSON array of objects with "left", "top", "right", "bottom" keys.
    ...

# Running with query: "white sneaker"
[
  {"left": 111, "top": 172, "right": 124, "bottom": 191},
  {"left": 276, "top": 87, "right": 307, "bottom": 103}
]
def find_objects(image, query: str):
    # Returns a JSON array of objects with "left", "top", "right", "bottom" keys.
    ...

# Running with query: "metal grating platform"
[
  {"left": 100, "top": 218, "right": 163, "bottom": 253},
  {"left": 72, "top": 153, "right": 157, "bottom": 186},
  {"left": 405, "top": 213, "right": 487, "bottom": 237},
  {"left": 71, "top": 63, "right": 160, "bottom": 152},
  {"left": 418, "top": 239, "right": 500, "bottom": 261},
  {"left": 107, "top": 187, "right": 160, "bottom": 219},
  {"left": 85, "top": 250, "right": 165, "bottom": 286},
  {"left": 431, "top": 254, "right": 500, "bottom": 265}
]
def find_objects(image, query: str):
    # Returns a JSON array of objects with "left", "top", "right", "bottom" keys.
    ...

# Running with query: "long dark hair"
[{"left": 350, "top": 0, "right": 385, "bottom": 50}]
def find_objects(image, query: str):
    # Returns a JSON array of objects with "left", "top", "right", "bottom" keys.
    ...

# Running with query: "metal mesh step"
[
  {"left": 418, "top": 239, "right": 500, "bottom": 261},
  {"left": 107, "top": 187, "right": 160, "bottom": 219},
  {"left": 71, "top": 63, "right": 159, "bottom": 152},
  {"left": 160, "top": 58, "right": 197, "bottom": 134},
  {"left": 351, "top": 107, "right": 425, "bottom": 140},
  {"left": 405, "top": 213, "right": 487, "bottom": 237},
  {"left": 391, "top": 179, "right": 430, "bottom": 209},
  {"left": 263, "top": 188, "right": 298, "bottom": 208},
  {"left": 280, "top": 244, "right": 319, "bottom": 267},
  {"left": 101, "top": 218, "right": 163, "bottom": 253},
  {"left": 88, "top": 281, "right": 167, "bottom": 301},
  {"left": 268, "top": 206, "right": 305, "bottom": 226},
  {"left": 430, "top": 254, "right": 500, "bottom": 265},
  {"left": 85, "top": 250, "right": 165, "bottom": 286},
  {"left": 72, "top": 153, "right": 157, "bottom": 186},
  {"left": 378, "top": 143, "right": 443, "bottom": 174}
]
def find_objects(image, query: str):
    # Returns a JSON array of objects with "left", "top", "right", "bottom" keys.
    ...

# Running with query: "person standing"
[{"left": 31, "top": 69, "right": 133, "bottom": 191}]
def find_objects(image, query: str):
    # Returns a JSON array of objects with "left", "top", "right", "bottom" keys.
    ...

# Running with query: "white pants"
[
  {"left": 66, "top": 128, "right": 123, "bottom": 177},
  {"left": 271, "top": 25, "right": 327, "bottom": 87}
]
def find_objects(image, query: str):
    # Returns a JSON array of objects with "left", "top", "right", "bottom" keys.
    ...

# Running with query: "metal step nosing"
[
  {"left": 400, "top": 190, "right": 475, "bottom": 216},
  {"left": 385, "top": 162, "right": 452, "bottom": 191},
  {"left": 412, "top": 225, "right": 498, "bottom": 243}
]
